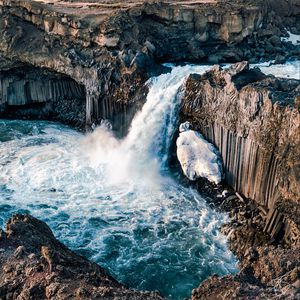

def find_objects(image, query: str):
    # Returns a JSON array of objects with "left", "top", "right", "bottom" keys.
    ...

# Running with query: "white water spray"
[
  {"left": 2, "top": 61, "right": 296, "bottom": 299},
  {"left": 82, "top": 65, "right": 213, "bottom": 187}
]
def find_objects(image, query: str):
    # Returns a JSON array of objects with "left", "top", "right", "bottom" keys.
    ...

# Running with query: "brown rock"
[{"left": 0, "top": 214, "right": 164, "bottom": 300}]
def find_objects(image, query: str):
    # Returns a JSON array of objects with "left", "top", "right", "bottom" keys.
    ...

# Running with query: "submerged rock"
[
  {"left": 0, "top": 214, "right": 164, "bottom": 300},
  {"left": 176, "top": 121, "right": 223, "bottom": 184}
]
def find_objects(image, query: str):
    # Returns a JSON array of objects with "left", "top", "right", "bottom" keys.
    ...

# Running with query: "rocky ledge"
[
  {"left": 0, "top": 214, "right": 164, "bottom": 300},
  {"left": 0, "top": 0, "right": 299, "bottom": 134},
  {"left": 179, "top": 62, "right": 300, "bottom": 299}
]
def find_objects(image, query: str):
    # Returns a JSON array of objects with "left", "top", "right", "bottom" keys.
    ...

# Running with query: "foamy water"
[
  {"left": 251, "top": 60, "right": 300, "bottom": 80},
  {"left": 0, "top": 64, "right": 236, "bottom": 300},
  {"left": 0, "top": 61, "right": 297, "bottom": 299}
]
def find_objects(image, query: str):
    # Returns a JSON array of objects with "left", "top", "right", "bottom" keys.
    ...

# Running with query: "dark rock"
[
  {"left": 275, "top": 54, "right": 287, "bottom": 64},
  {"left": 180, "top": 61, "right": 300, "bottom": 300},
  {"left": 268, "top": 35, "right": 282, "bottom": 47},
  {"left": 0, "top": 0, "right": 298, "bottom": 135},
  {"left": 0, "top": 214, "right": 164, "bottom": 300}
]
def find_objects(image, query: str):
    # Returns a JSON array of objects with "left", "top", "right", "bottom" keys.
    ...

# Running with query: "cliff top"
[{"left": 1, "top": 0, "right": 251, "bottom": 21}]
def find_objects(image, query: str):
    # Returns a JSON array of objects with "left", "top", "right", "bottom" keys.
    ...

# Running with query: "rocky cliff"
[
  {"left": 181, "top": 61, "right": 300, "bottom": 246},
  {"left": 0, "top": 1, "right": 300, "bottom": 299},
  {"left": 0, "top": 0, "right": 299, "bottom": 133},
  {"left": 179, "top": 62, "right": 300, "bottom": 299},
  {"left": 0, "top": 214, "right": 164, "bottom": 300}
]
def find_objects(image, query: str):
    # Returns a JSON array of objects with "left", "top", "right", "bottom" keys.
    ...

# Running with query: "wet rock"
[
  {"left": 269, "top": 35, "right": 282, "bottom": 46},
  {"left": 181, "top": 61, "right": 300, "bottom": 244},
  {"left": 275, "top": 54, "right": 287, "bottom": 64},
  {"left": 181, "top": 61, "right": 300, "bottom": 299}
]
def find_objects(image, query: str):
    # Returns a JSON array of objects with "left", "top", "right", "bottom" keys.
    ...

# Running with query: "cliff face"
[
  {"left": 0, "top": 214, "right": 164, "bottom": 300},
  {"left": 180, "top": 62, "right": 300, "bottom": 247},
  {"left": 0, "top": 0, "right": 298, "bottom": 133},
  {"left": 0, "top": 66, "right": 86, "bottom": 125}
]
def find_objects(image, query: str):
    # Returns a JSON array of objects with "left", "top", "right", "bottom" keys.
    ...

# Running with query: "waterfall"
[
  {"left": 0, "top": 64, "right": 238, "bottom": 300},
  {"left": 83, "top": 64, "right": 214, "bottom": 188},
  {"left": 124, "top": 65, "right": 213, "bottom": 163}
]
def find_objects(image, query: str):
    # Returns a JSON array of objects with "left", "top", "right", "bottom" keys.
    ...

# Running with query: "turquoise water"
[
  {"left": 0, "top": 65, "right": 238, "bottom": 299},
  {"left": 0, "top": 120, "right": 237, "bottom": 299}
]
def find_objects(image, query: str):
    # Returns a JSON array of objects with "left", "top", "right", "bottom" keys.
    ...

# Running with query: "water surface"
[{"left": 0, "top": 65, "right": 238, "bottom": 299}]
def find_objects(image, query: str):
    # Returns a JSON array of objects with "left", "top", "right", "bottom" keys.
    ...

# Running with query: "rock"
[
  {"left": 180, "top": 61, "right": 300, "bottom": 245},
  {"left": 208, "top": 54, "right": 221, "bottom": 64},
  {"left": 181, "top": 60, "right": 300, "bottom": 300},
  {"left": 0, "top": 0, "right": 298, "bottom": 134},
  {"left": 0, "top": 214, "right": 164, "bottom": 300},
  {"left": 14, "top": 246, "right": 25, "bottom": 258},
  {"left": 274, "top": 54, "right": 287, "bottom": 64},
  {"left": 269, "top": 35, "right": 282, "bottom": 46}
]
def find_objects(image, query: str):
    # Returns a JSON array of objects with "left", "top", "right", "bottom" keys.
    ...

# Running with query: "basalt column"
[
  {"left": 180, "top": 62, "right": 300, "bottom": 246},
  {"left": 0, "top": 66, "right": 86, "bottom": 126}
]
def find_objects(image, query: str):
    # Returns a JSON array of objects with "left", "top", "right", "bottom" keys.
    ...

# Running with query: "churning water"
[
  {"left": 0, "top": 61, "right": 299, "bottom": 299},
  {"left": 0, "top": 65, "right": 238, "bottom": 299},
  {"left": 2, "top": 60, "right": 296, "bottom": 299}
]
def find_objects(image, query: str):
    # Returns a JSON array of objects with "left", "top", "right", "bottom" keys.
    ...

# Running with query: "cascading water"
[
  {"left": 6, "top": 61, "right": 297, "bottom": 299},
  {"left": 0, "top": 61, "right": 298, "bottom": 298}
]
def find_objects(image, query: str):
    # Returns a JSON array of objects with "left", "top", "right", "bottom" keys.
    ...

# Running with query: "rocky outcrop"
[
  {"left": 181, "top": 61, "right": 300, "bottom": 246},
  {"left": 0, "top": 66, "right": 86, "bottom": 126},
  {"left": 192, "top": 245, "right": 300, "bottom": 300},
  {"left": 180, "top": 62, "right": 300, "bottom": 299},
  {"left": 0, "top": 214, "right": 164, "bottom": 300},
  {"left": 0, "top": 0, "right": 299, "bottom": 133}
]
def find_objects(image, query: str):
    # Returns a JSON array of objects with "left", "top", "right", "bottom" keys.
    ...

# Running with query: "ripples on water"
[
  {"left": 0, "top": 120, "right": 237, "bottom": 299},
  {"left": 1, "top": 61, "right": 298, "bottom": 298},
  {"left": 0, "top": 64, "right": 240, "bottom": 300}
]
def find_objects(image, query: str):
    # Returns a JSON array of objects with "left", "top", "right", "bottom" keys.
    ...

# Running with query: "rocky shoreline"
[
  {"left": 0, "top": 0, "right": 300, "bottom": 299},
  {"left": 179, "top": 62, "right": 300, "bottom": 299},
  {"left": 0, "top": 214, "right": 164, "bottom": 300}
]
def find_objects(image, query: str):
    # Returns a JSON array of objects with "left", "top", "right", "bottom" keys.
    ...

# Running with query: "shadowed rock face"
[
  {"left": 0, "top": 66, "right": 86, "bottom": 126},
  {"left": 179, "top": 62, "right": 300, "bottom": 299},
  {"left": 0, "top": 214, "right": 164, "bottom": 300},
  {"left": 180, "top": 62, "right": 300, "bottom": 246},
  {"left": 0, "top": 0, "right": 299, "bottom": 133}
]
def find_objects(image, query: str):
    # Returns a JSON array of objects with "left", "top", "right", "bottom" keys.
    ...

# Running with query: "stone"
[
  {"left": 0, "top": 214, "right": 164, "bottom": 300},
  {"left": 274, "top": 54, "right": 287, "bottom": 64},
  {"left": 269, "top": 35, "right": 282, "bottom": 46},
  {"left": 14, "top": 246, "right": 25, "bottom": 258}
]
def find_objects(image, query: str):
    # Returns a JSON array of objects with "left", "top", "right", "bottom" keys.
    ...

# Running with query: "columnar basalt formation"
[
  {"left": 180, "top": 61, "right": 300, "bottom": 299},
  {"left": 0, "top": 214, "right": 164, "bottom": 300},
  {"left": 0, "top": 0, "right": 299, "bottom": 133},
  {"left": 0, "top": 66, "right": 86, "bottom": 125},
  {"left": 180, "top": 62, "right": 300, "bottom": 246}
]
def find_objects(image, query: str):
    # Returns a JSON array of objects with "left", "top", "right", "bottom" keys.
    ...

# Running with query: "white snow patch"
[
  {"left": 176, "top": 122, "right": 223, "bottom": 184},
  {"left": 281, "top": 31, "right": 300, "bottom": 45}
]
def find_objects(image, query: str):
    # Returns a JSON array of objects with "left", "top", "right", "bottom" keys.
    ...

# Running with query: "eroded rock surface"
[
  {"left": 0, "top": 0, "right": 299, "bottom": 133},
  {"left": 180, "top": 62, "right": 300, "bottom": 299},
  {"left": 181, "top": 61, "right": 300, "bottom": 244},
  {"left": 0, "top": 214, "right": 164, "bottom": 300}
]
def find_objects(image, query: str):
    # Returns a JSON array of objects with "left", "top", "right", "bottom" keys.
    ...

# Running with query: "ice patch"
[{"left": 176, "top": 122, "right": 223, "bottom": 184}]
